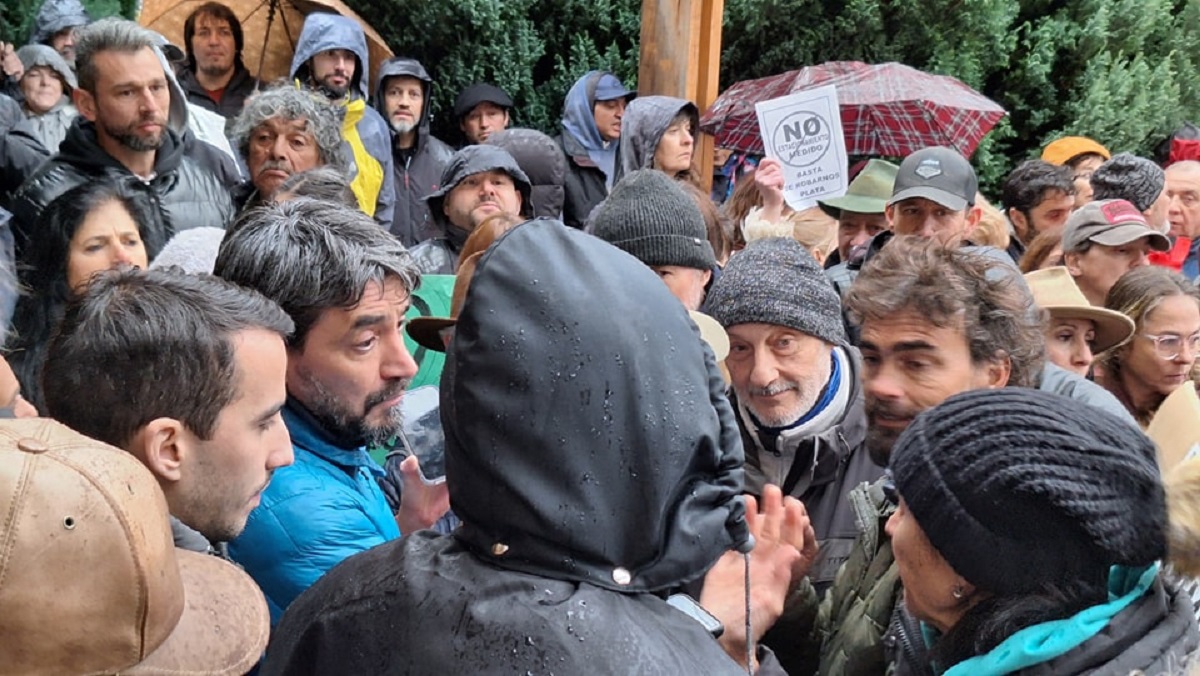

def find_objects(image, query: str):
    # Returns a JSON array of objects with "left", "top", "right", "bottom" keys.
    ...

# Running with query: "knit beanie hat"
[
  {"left": 702, "top": 237, "right": 847, "bottom": 347},
  {"left": 1090, "top": 153, "right": 1165, "bottom": 212},
  {"left": 891, "top": 388, "right": 1166, "bottom": 597},
  {"left": 589, "top": 169, "right": 716, "bottom": 271}
]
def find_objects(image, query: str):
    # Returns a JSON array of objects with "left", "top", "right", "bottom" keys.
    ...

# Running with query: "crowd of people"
[{"left": 1, "top": 1, "right": 1200, "bottom": 674}]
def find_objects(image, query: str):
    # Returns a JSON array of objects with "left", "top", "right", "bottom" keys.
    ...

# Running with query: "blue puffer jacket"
[{"left": 228, "top": 398, "right": 400, "bottom": 624}]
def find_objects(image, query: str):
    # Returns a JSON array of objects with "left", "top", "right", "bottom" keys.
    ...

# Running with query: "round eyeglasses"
[{"left": 1140, "top": 332, "right": 1200, "bottom": 361}]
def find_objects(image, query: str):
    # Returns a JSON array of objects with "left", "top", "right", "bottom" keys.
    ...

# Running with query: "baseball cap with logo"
[
  {"left": 0, "top": 418, "right": 270, "bottom": 675},
  {"left": 888, "top": 146, "right": 979, "bottom": 211},
  {"left": 1061, "top": 198, "right": 1171, "bottom": 253}
]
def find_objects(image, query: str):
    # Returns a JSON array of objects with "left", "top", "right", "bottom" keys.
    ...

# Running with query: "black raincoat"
[
  {"left": 372, "top": 57, "right": 454, "bottom": 247},
  {"left": 263, "top": 219, "right": 758, "bottom": 675}
]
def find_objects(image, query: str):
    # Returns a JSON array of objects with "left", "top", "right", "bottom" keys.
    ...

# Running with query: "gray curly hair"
[{"left": 231, "top": 83, "right": 347, "bottom": 171}]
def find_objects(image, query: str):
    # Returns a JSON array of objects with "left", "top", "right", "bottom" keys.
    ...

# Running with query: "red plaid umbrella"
[{"left": 700, "top": 61, "right": 1006, "bottom": 158}]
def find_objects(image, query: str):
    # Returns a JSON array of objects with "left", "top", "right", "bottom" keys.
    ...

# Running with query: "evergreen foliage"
[{"left": 3, "top": 0, "right": 1197, "bottom": 195}]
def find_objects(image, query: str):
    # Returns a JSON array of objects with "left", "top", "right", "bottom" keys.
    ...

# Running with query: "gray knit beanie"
[
  {"left": 589, "top": 169, "right": 716, "bottom": 271},
  {"left": 702, "top": 237, "right": 847, "bottom": 347},
  {"left": 891, "top": 388, "right": 1165, "bottom": 596},
  {"left": 1090, "top": 153, "right": 1165, "bottom": 212}
]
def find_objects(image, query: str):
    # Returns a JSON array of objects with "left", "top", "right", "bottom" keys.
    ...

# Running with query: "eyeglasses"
[{"left": 1140, "top": 332, "right": 1200, "bottom": 360}]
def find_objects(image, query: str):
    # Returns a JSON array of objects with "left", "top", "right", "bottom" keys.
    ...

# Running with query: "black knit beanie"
[
  {"left": 1090, "top": 153, "right": 1165, "bottom": 212},
  {"left": 890, "top": 388, "right": 1165, "bottom": 596},
  {"left": 702, "top": 237, "right": 847, "bottom": 348},
  {"left": 589, "top": 169, "right": 717, "bottom": 271}
]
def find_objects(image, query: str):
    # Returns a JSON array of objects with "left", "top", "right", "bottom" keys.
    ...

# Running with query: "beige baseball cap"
[{"left": 0, "top": 419, "right": 269, "bottom": 675}]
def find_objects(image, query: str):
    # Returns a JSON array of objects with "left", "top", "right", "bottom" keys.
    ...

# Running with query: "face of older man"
[
  {"left": 247, "top": 117, "right": 323, "bottom": 198},
  {"left": 442, "top": 169, "right": 522, "bottom": 232}
]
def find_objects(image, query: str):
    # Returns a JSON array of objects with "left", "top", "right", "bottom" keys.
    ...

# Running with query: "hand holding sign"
[{"left": 755, "top": 84, "right": 848, "bottom": 210}]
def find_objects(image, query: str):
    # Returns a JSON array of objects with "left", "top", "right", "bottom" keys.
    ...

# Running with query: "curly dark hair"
[{"left": 845, "top": 236, "right": 1045, "bottom": 388}]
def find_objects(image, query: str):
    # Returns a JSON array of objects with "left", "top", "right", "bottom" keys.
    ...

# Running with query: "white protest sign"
[{"left": 755, "top": 84, "right": 848, "bottom": 210}]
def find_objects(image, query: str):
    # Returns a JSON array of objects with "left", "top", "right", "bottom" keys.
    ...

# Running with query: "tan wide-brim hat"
[
  {"left": 689, "top": 310, "right": 730, "bottom": 362},
  {"left": 1024, "top": 266, "right": 1135, "bottom": 353},
  {"left": 127, "top": 550, "right": 270, "bottom": 675}
]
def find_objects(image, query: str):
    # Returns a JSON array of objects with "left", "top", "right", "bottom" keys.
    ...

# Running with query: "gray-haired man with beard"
[
  {"left": 214, "top": 198, "right": 449, "bottom": 624},
  {"left": 702, "top": 237, "right": 881, "bottom": 593}
]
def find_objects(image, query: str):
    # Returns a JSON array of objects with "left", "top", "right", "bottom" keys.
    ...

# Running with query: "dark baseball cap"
[
  {"left": 1061, "top": 199, "right": 1171, "bottom": 253},
  {"left": 454, "top": 83, "right": 514, "bottom": 119},
  {"left": 594, "top": 73, "right": 636, "bottom": 102},
  {"left": 888, "top": 146, "right": 978, "bottom": 212}
]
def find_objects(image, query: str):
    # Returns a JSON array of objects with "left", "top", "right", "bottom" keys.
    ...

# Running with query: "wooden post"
[{"left": 638, "top": 0, "right": 724, "bottom": 193}]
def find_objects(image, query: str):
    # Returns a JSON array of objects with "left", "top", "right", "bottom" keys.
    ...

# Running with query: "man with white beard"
[
  {"left": 374, "top": 57, "right": 453, "bottom": 247},
  {"left": 702, "top": 237, "right": 881, "bottom": 592}
]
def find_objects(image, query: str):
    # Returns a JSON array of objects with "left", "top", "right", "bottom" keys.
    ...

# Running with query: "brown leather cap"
[{"left": 0, "top": 419, "right": 269, "bottom": 675}]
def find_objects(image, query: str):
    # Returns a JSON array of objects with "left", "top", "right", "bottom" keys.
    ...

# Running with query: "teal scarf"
[{"left": 941, "top": 564, "right": 1158, "bottom": 676}]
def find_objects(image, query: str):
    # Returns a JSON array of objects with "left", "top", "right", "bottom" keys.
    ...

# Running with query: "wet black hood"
[{"left": 443, "top": 219, "right": 749, "bottom": 592}]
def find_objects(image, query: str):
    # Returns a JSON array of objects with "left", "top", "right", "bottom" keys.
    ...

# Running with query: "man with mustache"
[
  {"left": 41, "top": 268, "right": 295, "bottom": 558},
  {"left": 229, "top": 83, "right": 345, "bottom": 211},
  {"left": 214, "top": 198, "right": 450, "bottom": 623},
  {"left": 410, "top": 144, "right": 532, "bottom": 274},
  {"left": 702, "top": 237, "right": 880, "bottom": 593},
  {"left": 8, "top": 18, "right": 234, "bottom": 263}
]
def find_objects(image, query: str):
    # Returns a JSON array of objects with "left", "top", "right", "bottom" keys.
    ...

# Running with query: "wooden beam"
[{"left": 638, "top": 0, "right": 725, "bottom": 192}]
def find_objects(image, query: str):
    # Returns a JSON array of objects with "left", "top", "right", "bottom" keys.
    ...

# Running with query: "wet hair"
[
  {"left": 6, "top": 179, "right": 167, "bottom": 412},
  {"left": 230, "top": 83, "right": 347, "bottom": 171},
  {"left": 1018, "top": 226, "right": 1065, "bottom": 273},
  {"left": 74, "top": 18, "right": 160, "bottom": 94},
  {"left": 183, "top": 2, "right": 245, "bottom": 71},
  {"left": 274, "top": 166, "right": 357, "bottom": 207},
  {"left": 845, "top": 236, "right": 1045, "bottom": 388},
  {"left": 214, "top": 197, "right": 420, "bottom": 348},
  {"left": 721, "top": 171, "right": 763, "bottom": 249},
  {"left": 1001, "top": 160, "right": 1075, "bottom": 216},
  {"left": 678, "top": 180, "right": 734, "bottom": 264},
  {"left": 1099, "top": 267, "right": 1200, "bottom": 412},
  {"left": 42, "top": 268, "right": 293, "bottom": 447}
]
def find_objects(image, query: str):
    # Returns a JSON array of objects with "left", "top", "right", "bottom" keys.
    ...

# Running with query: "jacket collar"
[{"left": 282, "top": 396, "right": 383, "bottom": 475}]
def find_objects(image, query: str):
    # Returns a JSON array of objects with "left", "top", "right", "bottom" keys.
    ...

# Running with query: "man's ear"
[
  {"left": 73, "top": 87, "right": 96, "bottom": 121},
  {"left": 962, "top": 205, "right": 983, "bottom": 239},
  {"left": 1008, "top": 207, "right": 1029, "bottom": 236},
  {"left": 884, "top": 203, "right": 897, "bottom": 228},
  {"left": 1064, "top": 250, "right": 1084, "bottom": 276},
  {"left": 129, "top": 418, "right": 190, "bottom": 483},
  {"left": 986, "top": 353, "right": 1012, "bottom": 389}
]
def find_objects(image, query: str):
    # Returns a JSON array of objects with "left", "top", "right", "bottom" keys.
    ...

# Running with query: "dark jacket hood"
[
  {"left": 372, "top": 56, "right": 433, "bottom": 142},
  {"left": 289, "top": 13, "right": 370, "bottom": 100},
  {"left": 615, "top": 95, "right": 698, "bottom": 183},
  {"left": 29, "top": 0, "right": 90, "bottom": 46},
  {"left": 442, "top": 219, "right": 750, "bottom": 592},
  {"left": 484, "top": 128, "right": 567, "bottom": 218},
  {"left": 425, "top": 145, "right": 533, "bottom": 233}
]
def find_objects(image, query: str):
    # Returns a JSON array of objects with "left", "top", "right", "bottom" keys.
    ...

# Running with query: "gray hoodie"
[{"left": 615, "top": 95, "right": 698, "bottom": 183}]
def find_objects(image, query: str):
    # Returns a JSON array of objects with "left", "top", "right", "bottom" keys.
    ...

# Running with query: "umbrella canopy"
[
  {"left": 139, "top": 0, "right": 392, "bottom": 94},
  {"left": 701, "top": 61, "right": 1006, "bottom": 159}
]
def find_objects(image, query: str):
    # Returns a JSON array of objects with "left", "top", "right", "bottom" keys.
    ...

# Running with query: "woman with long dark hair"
[{"left": 6, "top": 179, "right": 166, "bottom": 411}]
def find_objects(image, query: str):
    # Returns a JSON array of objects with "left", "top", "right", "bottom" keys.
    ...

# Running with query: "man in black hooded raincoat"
[{"left": 262, "top": 219, "right": 797, "bottom": 675}]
